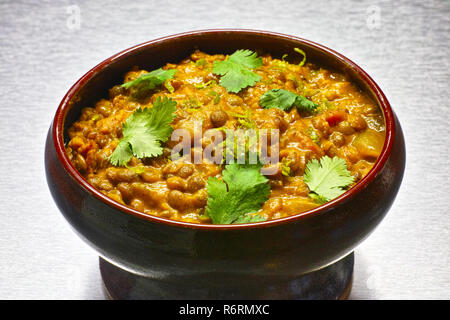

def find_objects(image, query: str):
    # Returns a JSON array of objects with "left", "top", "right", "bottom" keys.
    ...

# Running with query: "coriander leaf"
[
  {"left": 308, "top": 193, "right": 328, "bottom": 205},
  {"left": 281, "top": 159, "right": 292, "bottom": 176},
  {"left": 233, "top": 213, "right": 266, "bottom": 224},
  {"left": 212, "top": 50, "right": 263, "bottom": 93},
  {"left": 194, "top": 80, "right": 215, "bottom": 89},
  {"left": 207, "top": 90, "right": 220, "bottom": 104},
  {"left": 228, "top": 49, "right": 263, "bottom": 68},
  {"left": 293, "top": 95, "right": 318, "bottom": 112},
  {"left": 303, "top": 156, "right": 355, "bottom": 203},
  {"left": 121, "top": 68, "right": 176, "bottom": 97},
  {"left": 260, "top": 89, "right": 297, "bottom": 111},
  {"left": 125, "top": 163, "right": 146, "bottom": 175},
  {"left": 259, "top": 89, "right": 318, "bottom": 112},
  {"left": 205, "top": 163, "right": 270, "bottom": 224},
  {"left": 306, "top": 126, "right": 320, "bottom": 145},
  {"left": 195, "top": 59, "right": 207, "bottom": 66},
  {"left": 164, "top": 80, "right": 175, "bottom": 93},
  {"left": 227, "top": 108, "right": 255, "bottom": 129},
  {"left": 109, "top": 97, "right": 177, "bottom": 166},
  {"left": 110, "top": 139, "right": 133, "bottom": 166},
  {"left": 213, "top": 61, "right": 261, "bottom": 93}
]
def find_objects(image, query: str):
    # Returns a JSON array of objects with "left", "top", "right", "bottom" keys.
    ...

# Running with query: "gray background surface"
[{"left": 0, "top": 0, "right": 449, "bottom": 299}]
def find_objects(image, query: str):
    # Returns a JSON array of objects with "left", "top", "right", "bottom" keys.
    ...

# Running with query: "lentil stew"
[{"left": 65, "top": 50, "right": 385, "bottom": 224}]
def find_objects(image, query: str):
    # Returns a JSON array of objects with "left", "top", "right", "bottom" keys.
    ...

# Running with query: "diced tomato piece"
[{"left": 326, "top": 112, "right": 346, "bottom": 127}]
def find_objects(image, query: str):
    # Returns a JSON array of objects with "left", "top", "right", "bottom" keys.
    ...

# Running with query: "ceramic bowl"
[{"left": 45, "top": 29, "right": 405, "bottom": 299}]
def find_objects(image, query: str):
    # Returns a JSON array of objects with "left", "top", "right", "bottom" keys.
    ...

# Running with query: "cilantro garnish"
[
  {"left": 233, "top": 213, "right": 267, "bottom": 224},
  {"left": 125, "top": 163, "right": 146, "bottom": 175},
  {"left": 195, "top": 59, "right": 207, "bottom": 66},
  {"left": 281, "top": 159, "right": 292, "bottom": 176},
  {"left": 208, "top": 90, "right": 220, "bottom": 104},
  {"left": 259, "top": 89, "right": 318, "bottom": 113},
  {"left": 205, "top": 163, "right": 269, "bottom": 224},
  {"left": 109, "top": 97, "right": 177, "bottom": 166},
  {"left": 303, "top": 156, "right": 355, "bottom": 204},
  {"left": 279, "top": 47, "right": 307, "bottom": 67},
  {"left": 220, "top": 127, "right": 260, "bottom": 164},
  {"left": 121, "top": 68, "right": 176, "bottom": 97},
  {"left": 306, "top": 126, "right": 320, "bottom": 145},
  {"left": 294, "top": 48, "right": 306, "bottom": 67},
  {"left": 226, "top": 108, "right": 256, "bottom": 129},
  {"left": 194, "top": 80, "right": 215, "bottom": 89},
  {"left": 212, "top": 50, "right": 263, "bottom": 93},
  {"left": 164, "top": 80, "right": 175, "bottom": 93}
]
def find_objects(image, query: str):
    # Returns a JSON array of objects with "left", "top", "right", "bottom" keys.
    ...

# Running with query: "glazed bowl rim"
[{"left": 52, "top": 28, "right": 395, "bottom": 230}]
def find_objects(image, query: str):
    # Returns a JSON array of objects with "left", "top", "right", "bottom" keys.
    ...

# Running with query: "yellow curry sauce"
[{"left": 66, "top": 50, "right": 385, "bottom": 223}]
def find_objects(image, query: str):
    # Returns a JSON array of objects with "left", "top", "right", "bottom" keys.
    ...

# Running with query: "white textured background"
[{"left": 0, "top": 0, "right": 449, "bottom": 299}]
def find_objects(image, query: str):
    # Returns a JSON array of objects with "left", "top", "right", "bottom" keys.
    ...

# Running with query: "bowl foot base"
[{"left": 100, "top": 253, "right": 354, "bottom": 300}]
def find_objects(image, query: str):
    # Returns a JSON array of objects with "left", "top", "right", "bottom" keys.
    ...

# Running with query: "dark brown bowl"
[{"left": 45, "top": 29, "right": 405, "bottom": 299}]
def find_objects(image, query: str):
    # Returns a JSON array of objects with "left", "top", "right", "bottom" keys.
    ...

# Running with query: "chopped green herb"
[
  {"left": 212, "top": 49, "right": 263, "bottom": 93},
  {"left": 303, "top": 88, "right": 320, "bottom": 98},
  {"left": 181, "top": 96, "right": 201, "bottom": 109},
  {"left": 259, "top": 89, "right": 318, "bottom": 113},
  {"left": 237, "top": 109, "right": 255, "bottom": 129},
  {"left": 303, "top": 156, "right": 355, "bottom": 203},
  {"left": 109, "top": 97, "right": 177, "bottom": 166},
  {"left": 205, "top": 163, "right": 270, "bottom": 224},
  {"left": 233, "top": 213, "right": 266, "bottom": 224},
  {"left": 195, "top": 59, "right": 207, "bottom": 66},
  {"left": 122, "top": 68, "right": 176, "bottom": 90},
  {"left": 322, "top": 99, "right": 334, "bottom": 110},
  {"left": 219, "top": 127, "right": 260, "bottom": 164},
  {"left": 294, "top": 48, "right": 306, "bottom": 67},
  {"left": 90, "top": 114, "right": 101, "bottom": 121},
  {"left": 237, "top": 118, "right": 255, "bottom": 129},
  {"left": 164, "top": 80, "right": 175, "bottom": 93},
  {"left": 125, "top": 163, "right": 146, "bottom": 175},
  {"left": 194, "top": 80, "right": 215, "bottom": 89},
  {"left": 226, "top": 110, "right": 247, "bottom": 118},
  {"left": 286, "top": 74, "right": 298, "bottom": 85},
  {"left": 281, "top": 159, "right": 292, "bottom": 176},
  {"left": 272, "top": 60, "right": 288, "bottom": 71},
  {"left": 306, "top": 127, "right": 320, "bottom": 145},
  {"left": 226, "top": 109, "right": 256, "bottom": 129},
  {"left": 208, "top": 90, "right": 221, "bottom": 104}
]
